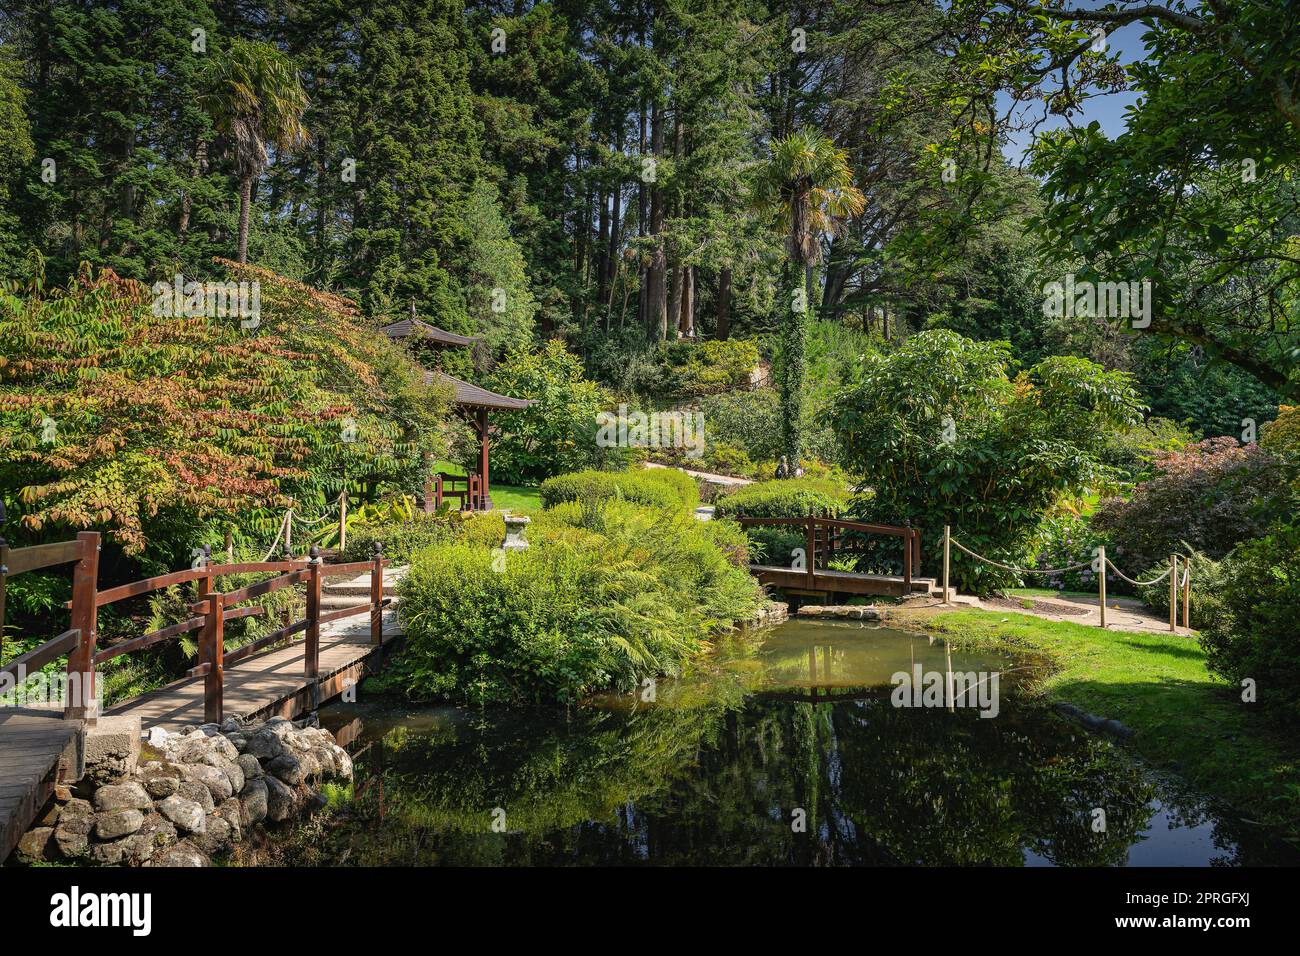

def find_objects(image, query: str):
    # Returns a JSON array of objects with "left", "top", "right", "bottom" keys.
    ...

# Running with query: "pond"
[{"left": 251, "top": 619, "right": 1296, "bottom": 866}]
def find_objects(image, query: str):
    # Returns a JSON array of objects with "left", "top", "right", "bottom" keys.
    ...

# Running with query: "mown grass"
[
  {"left": 908, "top": 608, "right": 1300, "bottom": 836},
  {"left": 432, "top": 458, "right": 540, "bottom": 513}
]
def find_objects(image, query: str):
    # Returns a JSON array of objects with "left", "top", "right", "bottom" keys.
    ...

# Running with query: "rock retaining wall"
[{"left": 13, "top": 715, "right": 352, "bottom": 867}]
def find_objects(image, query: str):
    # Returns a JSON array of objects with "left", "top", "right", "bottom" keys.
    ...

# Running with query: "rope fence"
[{"left": 940, "top": 525, "right": 1191, "bottom": 634}]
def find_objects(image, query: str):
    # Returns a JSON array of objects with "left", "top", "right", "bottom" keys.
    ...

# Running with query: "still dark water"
[{"left": 255, "top": 620, "right": 1294, "bottom": 866}]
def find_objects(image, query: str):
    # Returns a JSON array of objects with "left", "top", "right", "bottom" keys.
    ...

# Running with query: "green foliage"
[
  {"left": 699, "top": 388, "right": 782, "bottom": 466},
  {"left": 660, "top": 339, "right": 760, "bottom": 397},
  {"left": 1199, "top": 524, "right": 1300, "bottom": 728},
  {"left": 339, "top": 510, "right": 464, "bottom": 565},
  {"left": 393, "top": 499, "right": 764, "bottom": 706},
  {"left": 1098, "top": 416, "right": 1200, "bottom": 484},
  {"left": 483, "top": 340, "right": 614, "bottom": 485},
  {"left": 713, "top": 476, "right": 852, "bottom": 565},
  {"left": 538, "top": 466, "right": 698, "bottom": 512},
  {"left": 1026, "top": 512, "right": 1105, "bottom": 595},
  {"left": 833, "top": 330, "right": 1143, "bottom": 594},
  {"left": 1138, "top": 550, "right": 1228, "bottom": 633}
]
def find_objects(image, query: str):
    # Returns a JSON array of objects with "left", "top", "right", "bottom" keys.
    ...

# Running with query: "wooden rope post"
[
  {"left": 902, "top": 527, "right": 912, "bottom": 593},
  {"left": 65, "top": 531, "right": 101, "bottom": 722},
  {"left": 942, "top": 525, "right": 951, "bottom": 605},
  {"left": 804, "top": 516, "right": 816, "bottom": 589},
  {"left": 285, "top": 508, "right": 293, "bottom": 558},
  {"left": 338, "top": 489, "right": 348, "bottom": 554},
  {"left": 1182, "top": 559, "right": 1191, "bottom": 630},
  {"left": 305, "top": 545, "right": 322, "bottom": 679},
  {"left": 1169, "top": 554, "right": 1177, "bottom": 632},
  {"left": 370, "top": 541, "right": 384, "bottom": 645},
  {"left": 1098, "top": 545, "right": 1107, "bottom": 630}
]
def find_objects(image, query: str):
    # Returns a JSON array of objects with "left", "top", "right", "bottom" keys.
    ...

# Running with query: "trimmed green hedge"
[{"left": 538, "top": 466, "right": 699, "bottom": 511}]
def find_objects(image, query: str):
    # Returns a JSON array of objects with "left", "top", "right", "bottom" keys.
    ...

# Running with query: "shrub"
[
  {"left": 832, "top": 331, "right": 1143, "bottom": 594},
  {"left": 538, "top": 466, "right": 698, "bottom": 511},
  {"left": 392, "top": 500, "right": 764, "bottom": 706},
  {"left": 663, "top": 338, "right": 761, "bottom": 397},
  {"left": 1091, "top": 437, "right": 1287, "bottom": 576},
  {"left": 483, "top": 340, "right": 615, "bottom": 485},
  {"left": 340, "top": 510, "right": 463, "bottom": 564},
  {"left": 713, "top": 477, "right": 852, "bottom": 565},
  {"left": 1198, "top": 523, "right": 1300, "bottom": 727},
  {"left": 1026, "top": 512, "right": 1106, "bottom": 594},
  {"left": 1098, "top": 416, "right": 1199, "bottom": 483},
  {"left": 699, "top": 388, "right": 783, "bottom": 464}
]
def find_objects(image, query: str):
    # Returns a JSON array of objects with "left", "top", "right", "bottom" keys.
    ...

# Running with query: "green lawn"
[
  {"left": 912, "top": 608, "right": 1300, "bottom": 837},
  {"left": 432, "top": 459, "right": 540, "bottom": 513}
]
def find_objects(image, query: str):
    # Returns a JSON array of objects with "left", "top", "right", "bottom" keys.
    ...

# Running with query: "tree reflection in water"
[{"left": 273, "top": 624, "right": 1288, "bottom": 867}]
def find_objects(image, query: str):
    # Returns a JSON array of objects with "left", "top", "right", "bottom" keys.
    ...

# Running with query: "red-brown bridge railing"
[
  {"left": 735, "top": 516, "right": 922, "bottom": 590},
  {"left": 0, "top": 533, "right": 387, "bottom": 726}
]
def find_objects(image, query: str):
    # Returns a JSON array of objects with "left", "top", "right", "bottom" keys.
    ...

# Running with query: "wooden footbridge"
[
  {"left": 0, "top": 531, "right": 401, "bottom": 861},
  {"left": 738, "top": 516, "right": 940, "bottom": 599}
]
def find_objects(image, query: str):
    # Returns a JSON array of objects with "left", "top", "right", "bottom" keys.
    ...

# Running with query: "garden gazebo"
[{"left": 381, "top": 315, "right": 533, "bottom": 512}]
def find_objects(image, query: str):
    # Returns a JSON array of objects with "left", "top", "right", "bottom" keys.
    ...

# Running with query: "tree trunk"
[
  {"left": 179, "top": 139, "right": 207, "bottom": 238},
  {"left": 779, "top": 259, "right": 809, "bottom": 465},
  {"left": 680, "top": 265, "right": 695, "bottom": 337},
  {"left": 716, "top": 266, "right": 731, "bottom": 339},
  {"left": 237, "top": 173, "right": 253, "bottom": 264},
  {"left": 647, "top": 100, "right": 668, "bottom": 339}
]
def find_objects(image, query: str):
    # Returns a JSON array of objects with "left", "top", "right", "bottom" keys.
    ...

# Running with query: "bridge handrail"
[
  {"left": 734, "top": 514, "right": 920, "bottom": 589},
  {"left": 1, "top": 531, "right": 388, "bottom": 725}
]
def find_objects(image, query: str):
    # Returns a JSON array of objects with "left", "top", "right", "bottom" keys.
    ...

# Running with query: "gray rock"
[
  {"left": 266, "top": 751, "right": 306, "bottom": 786},
  {"left": 94, "top": 809, "right": 145, "bottom": 840},
  {"left": 146, "top": 726, "right": 172, "bottom": 749},
  {"left": 94, "top": 782, "right": 153, "bottom": 813},
  {"left": 264, "top": 717, "right": 296, "bottom": 741},
  {"left": 240, "top": 778, "right": 268, "bottom": 825},
  {"left": 190, "top": 814, "right": 232, "bottom": 855},
  {"left": 105, "top": 813, "right": 177, "bottom": 865},
  {"left": 59, "top": 797, "right": 94, "bottom": 820},
  {"left": 220, "top": 717, "right": 244, "bottom": 734},
  {"left": 145, "top": 841, "right": 209, "bottom": 867},
  {"left": 139, "top": 762, "right": 181, "bottom": 799},
  {"left": 54, "top": 813, "right": 93, "bottom": 858},
  {"left": 264, "top": 775, "right": 294, "bottom": 822},
  {"left": 237, "top": 753, "right": 263, "bottom": 780},
  {"left": 16, "top": 826, "right": 53, "bottom": 864},
  {"left": 184, "top": 763, "right": 234, "bottom": 803},
  {"left": 177, "top": 780, "right": 215, "bottom": 812},
  {"left": 244, "top": 729, "right": 285, "bottom": 761},
  {"left": 216, "top": 799, "right": 243, "bottom": 843},
  {"left": 209, "top": 734, "right": 240, "bottom": 762},
  {"left": 157, "top": 795, "right": 206, "bottom": 833},
  {"left": 204, "top": 753, "right": 245, "bottom": 794},
  {"left": 175, "top": 735, "right": 215, "bottom": 764}
]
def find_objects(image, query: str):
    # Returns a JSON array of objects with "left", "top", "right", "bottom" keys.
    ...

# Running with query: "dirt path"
[{"left": 902, "top": 591, "right": 1194, "bottom": 637}]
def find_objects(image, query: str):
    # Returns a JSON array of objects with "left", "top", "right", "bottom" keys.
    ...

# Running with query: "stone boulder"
[
  {"left": 146, "top": 841, "right": 209, "bottom": 867},
  {"left": 157, "top": 795, "right": 206, "bottom": 834},
  {"left": 240, "top": 778, "right": 268, "bottom": 826},
  {"left": 94, "top": 782, "right": 152, "bottom": 813},
  {"left": 184, "top": 763, "right": 234, "bottom": 803},
  {"left": 16, "top": 826, "right": 53, "bottom": 864},
  {"left": 177, "top": 779, "right": 215, "bottom": 812},
  {"left": 94, "top": 809, "right": 145, "bottom": 840},
  {"left": 264, "top": 775, "right": 294, "bottom": 822}
]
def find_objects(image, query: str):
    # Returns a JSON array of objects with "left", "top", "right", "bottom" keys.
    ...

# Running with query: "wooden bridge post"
[
  {"left": 203, "top": 591, "right": 225, "bottom": 724},
  {"left": 1098, "top": 545, "right": 1107, "bottom": 630},
  {"left": 942, "top": 525, "right": 951, "bottom": 605},
  {"left": 1168, "top": 554, "right": 1177, "bottom": 632},
  {"left": 65, "top": 531, "right": 100, "bottom": 722},
  {"left": 370, "top": 542, "right": 384, "bottom": 645},
  {"left": 804, "top": 517, "right": 816, "bottom": 589},
  {"left": 305, "top": 545, "right": 322, "bottom": 679}
]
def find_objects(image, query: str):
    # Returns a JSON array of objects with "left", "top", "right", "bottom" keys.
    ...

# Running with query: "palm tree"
[
  {"left": 753, "top": 131, "right": 865, "bottom": 466},
  {"left": 200, "top": 40, "right": 309, "bottom": 264}
]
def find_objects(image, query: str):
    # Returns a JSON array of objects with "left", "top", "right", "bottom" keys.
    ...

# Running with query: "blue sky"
[{"left": 998, "top": 14, "right": 1152, "bottom": 165}]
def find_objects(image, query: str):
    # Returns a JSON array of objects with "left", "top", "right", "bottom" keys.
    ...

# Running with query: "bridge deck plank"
[{"left": 0, "top": 709, "right": 81, "bottom": 862}]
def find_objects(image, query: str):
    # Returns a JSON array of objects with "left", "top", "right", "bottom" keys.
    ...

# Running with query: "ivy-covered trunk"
[{"left": 778, "top": 258, "right": 811, "bottom": 466}]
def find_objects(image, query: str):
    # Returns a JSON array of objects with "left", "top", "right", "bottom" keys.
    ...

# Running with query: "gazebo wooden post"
[{"left": 477, "top": 406, "right": 491, "bottom": 510}]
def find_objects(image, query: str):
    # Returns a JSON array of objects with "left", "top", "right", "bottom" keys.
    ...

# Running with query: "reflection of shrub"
[
  {"left": 1199, "top": 524, "right": 1300, "bottom": 727},
  {"left": 538, "top": 466, "right": 698, "bottom": 511},
  {"left": 1092, "top": 437, "right": 1287, "bottom": 575},
  {"left": 393, "top": 501, "right": 764, "bottom": 705}
]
